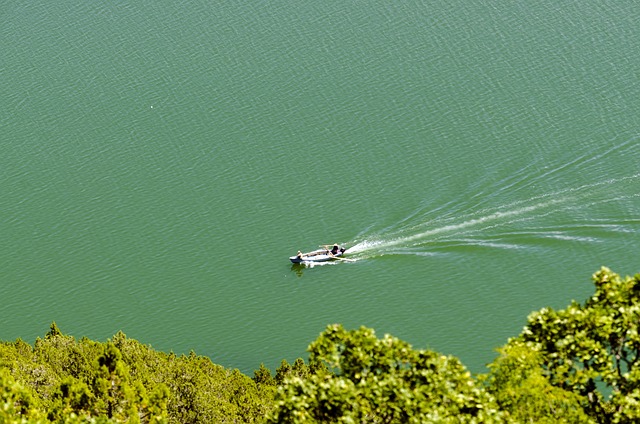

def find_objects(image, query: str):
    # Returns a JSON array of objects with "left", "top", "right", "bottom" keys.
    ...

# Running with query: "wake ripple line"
[
  {"left": 349, "top": 197, "right": 565, "bottom": 253},
  {"left": 503, "top": 135, "right": 640, "bottom": 197},
  {"left": 348, "top": 172, "right": 640, "bottom": 255},
  {"left": 411, "top": 172, "right": 640, "bottom": 234}
]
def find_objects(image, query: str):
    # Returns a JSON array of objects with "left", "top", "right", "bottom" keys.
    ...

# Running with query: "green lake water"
[{"left": 2, "top": 1, "right": 639, "bottom": 374}]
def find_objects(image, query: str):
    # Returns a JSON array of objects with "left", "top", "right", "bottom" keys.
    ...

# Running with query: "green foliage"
[
  {"left": 484, "top": 341, "right": 593, "bottom": 423},
  {"left": 0, "top": 367, "right": 44, "bottom": 423},
  {"left": 0, "top": 324, "right": 271, "bottom": 423},
  {"left": 253, "top": 363, "right": 275, "bottom": 386},
  {"left": 47, "top": 378, "right": 93, "bottom": 422},
  {"left": 4, "top": 266, "right": 640, "bottom": 423},
  {"left": 274, "top": 359, "right": 293, "bottom": 386},
  {"left": 91, "top": 342, "right": 148, "bottom": 422},
  {"left": 273, "top": 358, "right": 328, "bottom": 387},
  {"left": 46, "top": 322, "right": 62, "bottom": 339},
  {"left": 517, "top": 267, "right": 640, "bottom": 422},
  {"left": 158, "top": 352, "right": 265, "bottom": 423},
  {"left": 269, "top": 324, "right": 503, "bottom": 423}
]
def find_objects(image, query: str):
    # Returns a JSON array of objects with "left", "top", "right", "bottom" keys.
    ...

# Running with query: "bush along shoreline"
[{"left": 3, "top": 267, "right": 639, "bottom": 423}]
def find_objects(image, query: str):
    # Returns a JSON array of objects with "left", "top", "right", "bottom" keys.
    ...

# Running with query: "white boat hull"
[{"left": 290, "top": 248, "right": 345, "bottom": 264}]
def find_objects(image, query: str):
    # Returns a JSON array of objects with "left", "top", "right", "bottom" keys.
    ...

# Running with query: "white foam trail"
[
  {"left": 437, "top": 238, "right": 525, "bottom": 250},
  {"left": 544, "top": 233, "right": 600, "bottom": 243},
  {"left": 346, "top": 171, "right": 640, "bottom": 257},
  {"left": 405, "top": 204, "right": 551, "bottom": 241},
  {"left": 346, "top": 240, "right": 385, "bottom": 254},
  {"left": 350, "top": 198, "right": 564, "bottom": 253},
  {"left": 298, "top": 260, "right": 340, "bottom": 268},
  {"left": 401, "top": 172, "right": 640, "bottom": 236}
]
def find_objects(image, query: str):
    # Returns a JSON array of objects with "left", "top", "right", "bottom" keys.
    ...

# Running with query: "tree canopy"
[
  {"left": 2, "top": 267, "right": 640, "bottom": 423},
  {"left": 0, "top": 327, "right": 274, "bottom": 423},
  {"left": 514, "top": 266, "right": 640, "bottom": 422},
  {"left": 269, "top": 324, "right": 502, "bottom": 423}
]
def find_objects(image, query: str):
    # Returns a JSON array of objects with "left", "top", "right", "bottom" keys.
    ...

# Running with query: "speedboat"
[{"left": 290, "top": 245, "right": 347, "bottom": 264}]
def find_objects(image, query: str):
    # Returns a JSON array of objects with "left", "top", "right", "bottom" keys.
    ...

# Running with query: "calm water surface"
[{"left": 2, "top": 1, "right": 639, "bottom": 374}]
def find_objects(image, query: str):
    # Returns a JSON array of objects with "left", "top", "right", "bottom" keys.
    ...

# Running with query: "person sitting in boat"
[
  {"left": 330, "top": 244, "right": 340, "bottom": 255},
  {"left": 296, "top": 251, "right": 303, "bottom": 259}
]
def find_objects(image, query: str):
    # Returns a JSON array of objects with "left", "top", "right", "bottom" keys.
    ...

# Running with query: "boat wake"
[
  {"left": 345, "top": 171, "right": 640, "bottom": 260},
  {"left": 294, "top": 260, "right": 342, "bottom": 268}
]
